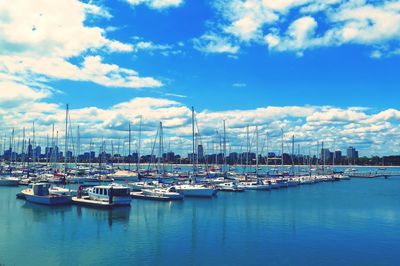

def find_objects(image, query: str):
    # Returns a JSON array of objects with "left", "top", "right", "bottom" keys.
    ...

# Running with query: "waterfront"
[{"left": 1, "top": 174, "right": 400, "bottom": 266}]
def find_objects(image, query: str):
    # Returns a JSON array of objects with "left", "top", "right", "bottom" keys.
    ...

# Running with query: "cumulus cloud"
[
  {"left": 1, "top": 93, "right": 400, "bottom": 156},
  {"left": 0, "top": 0, "right": 162, "bottom": 91},
  {"left": 199, "top": 0, "right": 400, "bottom": 57},
  {"left": 193, "top": 33, "right": 239, "bottom": 54},
  {"left": 125, "top": 0, "right": 184, "bottom": 9}
]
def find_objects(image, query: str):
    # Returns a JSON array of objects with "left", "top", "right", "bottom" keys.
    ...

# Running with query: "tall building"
[
  {"left": 334, "top": 150, "right": 342, "bottom": 160},
  {"left": 347, "top": 147, "right": 359, "bottom": 159},
  {"left": 197, "top": 144, "right": 204, "bottom": 162},
  {"left": 320, "top": 148, "right": 332, "bottom": 161}
]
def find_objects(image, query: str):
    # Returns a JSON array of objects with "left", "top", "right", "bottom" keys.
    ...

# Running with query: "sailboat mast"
[
  {"left": 256, "top": 126, "right": 259, "bottom": 177},
  {"left": 158, "top": 121, "right": 163, "bottom": 175},
  {"left": 32, "top": 122, "right": 35, "bottom": 163},
  {"left": 292, "top": 135, "right": 295, "bottom": 175},
  {"left": 128, "top": 122, "right": 131, "bottom": 171},
  {"left": 137, "top": 116, "right": 142, "bottom": 172},
  {"left": 223, "top": 120, "right": 227, "bottom": 175},
  {"left": 281, "top": 128, "right": 284, "bottom": 169},
  {"left": 191, "top": 106, "right": 195, "bottom": 174},
  {"left": 64, "top": 104, "right": 68, "bottom": 175}
]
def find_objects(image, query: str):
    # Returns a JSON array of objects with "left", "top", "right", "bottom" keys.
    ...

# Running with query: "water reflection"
[
  {"left": 21, "top": 202, "right": 72, "bottom": 222},
  {"left": 75, "top": 206, "right": 131, "bottom": 229}
]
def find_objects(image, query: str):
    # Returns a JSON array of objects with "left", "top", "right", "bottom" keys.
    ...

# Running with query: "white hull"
[
  {"left": 22, "top": 189, "right": 72, "bottom": 205},
  {"left": 176, "top": 185, "right": 216, "bottom": 197},
  {"left": 0, "top": 178, "right": 19, "bottom": 186}
]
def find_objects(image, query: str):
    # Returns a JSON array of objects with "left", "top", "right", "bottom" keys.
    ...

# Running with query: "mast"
[
  {"left": 223, "top": 120, "right": 227, "bottom": 175},
  {"left": 21, "top": 128, "right": 25, "bottom": 167},
  {"left": 158, "top": 121, "right": 163, "bottom": 175},
  {"left": 256, "top": 126, "right": 259, "bottom": 178},
  {"left": 245, "top": 125, "right": 249, "bottom": 175},
  {"left": 64, "top": 104, "right": 68, "bottom": 175},
  {"left": 137, "top": 116, "right": 142, "bottom": 172},
  {"left": 333, "top": 138, "right": 336, "bottom": 169},
  {"left": 191, "top": 107, "right": 195, "bottom": 174},
  {"left": 292, "top": 135, "right": 295, "bottom": 175},
  {"left": 266, "top": 131, "right": 269, "bottom": 171},
  {"left": 76, "top": 126, "right": 80, "bottom": 165},
  {"left": 128, "top": 122, "right": 131, "bottom": 171},
  {"left": 32, "top": 122, "right": 35, "bottom": 163},
  {"left": 281, "top": 128, "right": 284, "bottom": 170},
  {"left": 322, "top": 141, "right": 325, "bottom": 172}
]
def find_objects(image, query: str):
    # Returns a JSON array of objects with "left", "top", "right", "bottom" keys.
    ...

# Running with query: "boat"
[
  {"left": 128, "top": 181, "right": 158, "bottom": 191},
  {"left": 21, "top": 183, "right": 72, "bottom": 205},
  {"left": 132, "top": 186, "right": 183, "bottom": 201},
  {"left": 216, "top": 182, "right": 245, "bottom": 192},
  {"left": 108, "top": 170, "right": 138, "bottom": 181},
  {"left": 49, "top": 186, "right": 77, "bottom": 197},
  {"left": 239, "top": 181, "right": 271, "bottom": 190},
  {"left": 0, "top": 177, "right": 19, "bottom": 186},
  {"left": 175, "top": 184, "right": 217, "bottom": 198},
  {"left": 72, "top": 184, "right": 131, "bottom": 207}
]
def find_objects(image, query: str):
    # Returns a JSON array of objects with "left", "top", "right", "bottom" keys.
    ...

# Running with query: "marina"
[
  {"left": 2, "top": 0, "right": 400, "bottom": 265},
  {"left": 1, "top": 171, "right": 400, "bottom": 266}
]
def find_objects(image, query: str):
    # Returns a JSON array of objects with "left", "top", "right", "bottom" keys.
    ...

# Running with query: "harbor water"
[{"left": 1, "top": 175, "right": 400, "bottom": 265}]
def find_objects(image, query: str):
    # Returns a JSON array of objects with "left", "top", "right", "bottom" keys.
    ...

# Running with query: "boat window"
[
  {"left": 104, "top": 189, "right": 108, "bottom": 195},
  {"left": 112, "top": 188, "right": 129, "bottom": 196}
]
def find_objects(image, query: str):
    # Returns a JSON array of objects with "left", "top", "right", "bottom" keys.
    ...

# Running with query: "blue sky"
[{"left": 1, "top": 0, "right": 400, "bottom": 156}]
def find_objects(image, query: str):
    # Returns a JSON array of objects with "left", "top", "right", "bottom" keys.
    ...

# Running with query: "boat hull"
[
  {"left": 22, "top": 190, "right": 72, "bottom": 205},
  {"left": 0, "top": 179, "right": 19, "bottom": 186},
  {"left": 176, "top": 187, "right": 216, "bottom": 197}
]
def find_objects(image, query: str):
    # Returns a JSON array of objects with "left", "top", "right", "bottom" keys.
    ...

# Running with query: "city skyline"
[{"left": 1, "top": 1, "right": 400, "bottom": 156}]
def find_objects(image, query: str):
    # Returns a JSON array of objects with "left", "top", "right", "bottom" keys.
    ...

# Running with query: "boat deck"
[
  {"left": 131, "top": 192, "right": 183, "bottom": 201},
  {"left": 72, "top": 196, "right": 123, "bottom": 208}
]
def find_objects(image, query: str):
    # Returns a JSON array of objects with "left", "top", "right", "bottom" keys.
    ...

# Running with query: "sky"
[{"left": 1, "top": 0, "right": 400, "bottom": 157}]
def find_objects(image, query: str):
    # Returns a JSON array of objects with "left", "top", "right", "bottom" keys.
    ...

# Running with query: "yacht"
[
  {"left": 0, "top": 177, "right": 19, "bottom": 186},
  {"left": 239, "top": 180, "right": 271, "bottom": 190},
  {"left": 175, "top": 183, "right": 217, "bottom": 198},
  {"left": 21, "top": 183, "right": 72, "bottom": 205},
  {"left": 72, "top": 184, "right": 131, "bottom": 207},
  {"left": 216, "top": 182, "right": 245, "bottom": 192},
  {"left": 132, "top": 186, "right": 184, "bottom": 201}
]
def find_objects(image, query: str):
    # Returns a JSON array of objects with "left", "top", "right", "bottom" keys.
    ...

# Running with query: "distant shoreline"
[{"left": 10, "top": 162, "right": 400, "bottom": 168}]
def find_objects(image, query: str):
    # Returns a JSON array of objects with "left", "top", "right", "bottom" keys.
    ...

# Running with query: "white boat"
[
  {"left": 287, "top": 178, "right": 301, "bottom": 187},
  {"left": 216, "top": 182, "right": 245, "bottom": 192},
  {"left": 73, "top": 184, "right": 131, "bottom": 207},
  {"left": 175, "top": 184, "right": 217, "bottom": 197},
  {"left": 21, "top": 183, "right": 72, "bottom": 205},
  {"left": 0, "top": 177, "right": 19, "bottom": 186},
  {"left": 108, "top": 170, "right": 139, "bottom": 181},
  {"left": 128, "top": 181, "right": 158, "bottom": 191},
  {"left": 49, "top": 186, "right": 77, "bottom": 197},
  {"left": 133, "top": 186, "right": 184, "bottom": 201},
  {"left": 239, "top": 181, "right": 271, "bottom": 190}
]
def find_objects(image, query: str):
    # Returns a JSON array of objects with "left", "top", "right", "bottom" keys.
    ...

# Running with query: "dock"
[{"left": 347, "top": 172, "right": 400, "bottom": 178}]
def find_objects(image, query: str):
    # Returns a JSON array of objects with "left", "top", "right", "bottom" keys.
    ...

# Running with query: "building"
[
  {"left": 347, "top": 146, "right": 359, "bottom": 159},
  {"left": 320, "top": 148, "right": 333, "bottom": 162},
  {"left": 197, "top": 145, "right": 204, "bottom": 162},
  {"left": 334, "top": 150, "right": 342, "bottom": 160}
]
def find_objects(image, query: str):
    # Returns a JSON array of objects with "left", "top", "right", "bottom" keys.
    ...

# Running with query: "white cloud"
[
  {"left": 0, "top": 0, "right": 162, "bottom": 90},
  {"left": 1, "top": 92, "right": 400, "bottom": 156},
  {"left": 232, "top": 83, "right": 247, "bottom": 87},
  {"left": 193, "top": 33, "right": 239, "bottom": 54},
  {"left": 125, "top": 0, "right": 183, "bottom": 9},
  {"left": 201, "top": 0, "right": 400, "bottom": 57}
]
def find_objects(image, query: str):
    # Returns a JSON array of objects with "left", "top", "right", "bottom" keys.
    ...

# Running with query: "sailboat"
[
  {"left": 175, "top": 107, "right": 217, "bottom": 198},
  {"left": 131, "top": 122, "right": 184, "bottom": 201}
]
